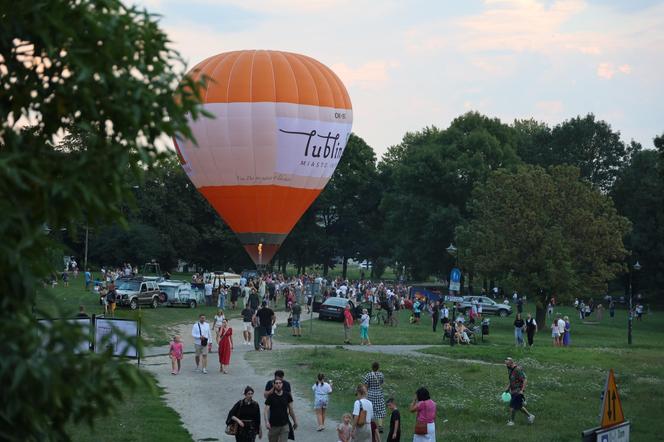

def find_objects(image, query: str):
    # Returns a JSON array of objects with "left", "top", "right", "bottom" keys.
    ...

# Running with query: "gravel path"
[{"left": 142, "top": 312, "right": 340, "bottom": 442}]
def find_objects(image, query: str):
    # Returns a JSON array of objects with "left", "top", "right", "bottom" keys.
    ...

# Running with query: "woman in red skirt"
[{"left": 218, "top": 319, "right": 234, "bottom": 374}]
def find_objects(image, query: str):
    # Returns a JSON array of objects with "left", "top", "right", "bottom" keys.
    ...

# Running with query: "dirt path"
[{"left": 142, "top": 312, "right": 340, "bottom": 442}]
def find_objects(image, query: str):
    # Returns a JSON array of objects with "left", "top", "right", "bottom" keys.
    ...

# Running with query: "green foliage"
[
  {"left": 514, "top": 114, "right": 630, "bottom": 191},
  {"left": 459, "top": 165, "right": 630, "bottom": 302},
  {"left": 380, "top": 112, "right": 521, "bottom": 279},
  {"left": 0, "top": 0, "right": 204, "bottom": 439},
  {"left": 611, "top": 148, "right": 664, "bottom": 296}
]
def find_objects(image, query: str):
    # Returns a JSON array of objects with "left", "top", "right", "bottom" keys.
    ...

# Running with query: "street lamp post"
[{"left": 628, "top": 261, "right": 641, "bottom": 345}]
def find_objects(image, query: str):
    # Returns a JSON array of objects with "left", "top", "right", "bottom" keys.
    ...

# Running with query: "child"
[
  {"left": 169, "top": 335, "right": 183, "bottom": 375},
  {"left": 386, "top": 397, "right": 401, "bottom": 442},
  {"left": 337, "top": 413, "right": 353, "bottom": 442},
  {"left": 312, "top": 373, "right": 333, "bottom": 431}
]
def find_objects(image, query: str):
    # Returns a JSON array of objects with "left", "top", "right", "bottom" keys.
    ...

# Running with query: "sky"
[{"left": 137, "top": 0, "right": 664, "bottom": 158}]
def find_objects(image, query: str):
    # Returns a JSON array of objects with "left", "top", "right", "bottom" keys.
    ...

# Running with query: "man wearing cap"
[{"left": 504, "top": 357, "right": 535, "bottom": 426}]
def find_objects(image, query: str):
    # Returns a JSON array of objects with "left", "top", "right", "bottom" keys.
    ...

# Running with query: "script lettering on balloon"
[{"left": 276, "top": 117, "right": 352, "bottom": 179}]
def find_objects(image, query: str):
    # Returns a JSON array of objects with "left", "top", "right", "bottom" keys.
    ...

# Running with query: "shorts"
[
  {"left": 414, "top": 312, "right": 421, "bottom": 318},
  {"left": 291, "top": 319, "right": 300, "bottom": 328},
  {"left": 260, "top": 326, "right": 271, "bottom": 337},
  {"left": 510, "top": 393, "right": 524, "bottom": 410},
  {"left": 243, "top": 322, "right": 253, "bottom": 332},
  {"left": 360, "top": 326, "right": 369, "bottom": 339},
  {"left": 314, "top": 397, "right": 329, "bottom": 409},
  {"left": 109, "top": 302, "right": 116, "bottom": 312},
  {"left": 194, "top": 343, "right": 208, "bottom": 356}
]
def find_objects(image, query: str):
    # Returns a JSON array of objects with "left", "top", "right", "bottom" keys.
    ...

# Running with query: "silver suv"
[
  {"left": 116, "top": 278, "right": 161, "bottom": 310},
  {"left": 457, "top": 296, "right": 512, "bottom": 317}
]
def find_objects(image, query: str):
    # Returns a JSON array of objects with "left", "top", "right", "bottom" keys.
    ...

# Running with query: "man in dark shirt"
[
  {"left": 264, "top": 378, "right": 297, "bottom": 442},
  {"left": 256, "top": 301, "right": 275, "bottom": 350},
  {"left": 264, "top": 370, "right": 292, "bottom": 398},
  {"left": 230, "top": 283, "right": 240, "bottom": 309},
  {"left": 386, "top": 397, "right": 400, "bottom": 441},
  {"left": 505, "top": 357, "right": 535, "bottom": 426}
]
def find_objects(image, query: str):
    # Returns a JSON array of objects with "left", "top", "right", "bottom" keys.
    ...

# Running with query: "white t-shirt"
[
  {"left": 360, "top": 314, "right": 370, "bottom": 327},
  {"left": 312, "top": 382, "right": 332, "bottom": 401},
  {"left": 205, "top": 282, "right": 213, "bottom": 297},
  {"left": 557, "top": 319, "right": 566, "bottom": 334},
  {"left": 353, "top": 398, "right": 374, "bottom": 424}
]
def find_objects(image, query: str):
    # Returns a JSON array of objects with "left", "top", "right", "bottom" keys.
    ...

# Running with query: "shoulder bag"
[
  {"left": 198, "top": 323, "right": 208, "bottom": 347},
  {"left": 356, "top": 400, "right": 367, "bottom": 427}
]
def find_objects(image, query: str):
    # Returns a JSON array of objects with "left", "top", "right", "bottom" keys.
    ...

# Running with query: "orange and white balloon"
[{"left": 174, "top": 50, "right": 353, "bottom": 265}]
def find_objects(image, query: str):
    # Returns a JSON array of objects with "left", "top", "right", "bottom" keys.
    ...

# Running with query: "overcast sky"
[{"left": 138, "top": 0, "right": 664, "bottom": 157}]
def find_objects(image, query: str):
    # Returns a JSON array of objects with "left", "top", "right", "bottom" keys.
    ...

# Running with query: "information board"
[{"left": 94, "top": 318, "right": 139, "bottom": 358}]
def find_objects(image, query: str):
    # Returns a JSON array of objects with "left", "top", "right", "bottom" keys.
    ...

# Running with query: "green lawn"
[
  {"left": 253, "top": 305, "right": 664, "bottom": 441},
  {"left": 37, "top": 274, "right": 248, "bottom": 346},
  {"left": 68, "top": 374, "right": 191, "bottom": 442}
]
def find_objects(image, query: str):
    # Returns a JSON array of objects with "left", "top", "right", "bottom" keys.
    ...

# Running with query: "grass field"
[
  {"left": 68, "top": 374, "right": 191, "bottom": 442},
  {"left": 253, "top": 305, "right": 664, "bottom": 441}
]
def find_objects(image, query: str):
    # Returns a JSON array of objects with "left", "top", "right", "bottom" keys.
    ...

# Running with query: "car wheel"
[
  {"left": 189, "top": 300, "right": 197, "bottom": 309},
  {"left": 152, "top": 297, "right": 159, "bottom": 309},
  {"left": 129, "top": 298, "right": 138, "bottom": 310},
  {"left": 499, "top": 309, "right": 508, "bottom": 317}
]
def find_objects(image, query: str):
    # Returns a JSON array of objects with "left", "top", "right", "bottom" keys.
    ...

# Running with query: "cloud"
[
  {"left": 330, "top": 60, "right": 399, "bottom": 90},
  {"left": 596, "top": 62, "right": 632, "bottom": 79}
]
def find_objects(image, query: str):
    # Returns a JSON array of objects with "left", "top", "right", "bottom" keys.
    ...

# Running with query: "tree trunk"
[
  {"left": 342, "top": 256, "right": 348, "bottom": 280},
  {"left": 323, "top": 261, "right": 329, "bottom": 277},
  {"left": 535, "top": 299, "right": 546, "bottom": 334}
]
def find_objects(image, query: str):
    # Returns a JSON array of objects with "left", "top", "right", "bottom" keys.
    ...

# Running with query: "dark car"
[{"left": 318, "top": 297, "right": 360, "bottom": 321}]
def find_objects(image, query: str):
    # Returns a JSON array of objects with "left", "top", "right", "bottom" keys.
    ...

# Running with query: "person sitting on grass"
[{"left": 455, "top": 320, "right": 470, "bottom": 344}]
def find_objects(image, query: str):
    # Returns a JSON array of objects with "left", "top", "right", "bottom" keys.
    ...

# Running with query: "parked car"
[
  {"left": 457, "top": 296, "right": 512, "bottom": 317},
  {"left": 116, "top": 278, "right": 162, "bottom": 310},
  {"left": 158, "top": 280, "right": 205, "bottom": 308},
  {"left": 603, "top": 295, "right": 627, "bottom": 304},
  {"left": 318, "top": 297, "right": 362, "bottom": 321}
]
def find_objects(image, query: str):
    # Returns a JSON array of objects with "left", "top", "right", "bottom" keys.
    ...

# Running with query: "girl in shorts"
[
  {"left": 169, "top": 335, "right": 183, "bottom": 374},
  {"left": 312, "top": 373, "right": 333, "bottom": 431}
]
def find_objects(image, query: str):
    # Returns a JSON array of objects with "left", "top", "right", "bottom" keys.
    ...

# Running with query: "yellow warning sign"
[{"left": 600, "top": 369, "right": 625, "bottom": 428}]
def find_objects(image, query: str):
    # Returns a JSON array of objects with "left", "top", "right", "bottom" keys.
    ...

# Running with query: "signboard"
[
  {"left": 38, "top": 318, "right": 91, "bottom": 354},
  {"left": 600, "top": 369, "right": 625, "bottom": 428},
  {"left": 449, "top": 268, "right": 461, "bottom": 292},
  {"left": 94, "top": 318, "right": 139, "bottom": 358},
  {"left": 596, "top": 422, "right": 630, "bottom": 442}
]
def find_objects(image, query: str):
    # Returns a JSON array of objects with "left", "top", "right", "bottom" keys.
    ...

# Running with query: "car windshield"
[
  {"left": 117, "top": 281, "right": 140, "bottom": 291},
  {"left": 323, "top": 297, "right": 348, "bottom": 307}
]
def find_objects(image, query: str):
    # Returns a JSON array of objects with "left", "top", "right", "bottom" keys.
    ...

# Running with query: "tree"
[
  {"left": 0, "top": 1, "right": 205, "bottom": 439},
  {"left": 459, "top": 165, "right": 630, "bottom": 327},
  {"left": 379, "top": 112, "right": 521, "bottom": 279},
  {"left": 611, "top": 148, "right": 664, "bottom": 295},
  {"left": 513, "top": 114, "right": 629, "bottom": 191}
]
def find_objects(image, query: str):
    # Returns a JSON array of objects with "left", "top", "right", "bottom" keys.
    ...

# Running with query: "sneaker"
[
  {"left": 528, "top": 414, "right": 535, "bottom": 424},
  {"left": 507, "top": 421, "right": 515, "bottom": 426},
  {"left": 202, "top": 368, "right": 208, "bottom": 374}
]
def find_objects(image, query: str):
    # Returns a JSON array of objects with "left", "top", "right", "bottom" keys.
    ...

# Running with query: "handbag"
[
  {"left": 225, "top": 422, "right": 237, "bottom": 435},
  {"left": 414, "top": 421, "right": 428, "bottom": 435},
  {"left": 356, "top": 400, "right": 367, "bottom": 427},
  {"left": 198, "top": 323, "right": 208, "bottom": 346}
]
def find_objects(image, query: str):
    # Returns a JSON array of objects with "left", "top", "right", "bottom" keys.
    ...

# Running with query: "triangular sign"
[{"left": 600, "top": 369, "right": 625, "bottom": 428}]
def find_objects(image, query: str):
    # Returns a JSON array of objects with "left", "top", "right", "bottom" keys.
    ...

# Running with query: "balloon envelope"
[{"left": 175, "top": 50, "right": 353, "bottom": 265}]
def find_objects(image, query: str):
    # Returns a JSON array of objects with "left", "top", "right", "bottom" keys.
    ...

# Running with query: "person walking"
[
  {"left": 386, "top": 398, "right": 401, "bottom": 442},
  {"left": 513, "top": 313, "right": 525, "bottom": 347},
  {"left": 609, "top": 300, "right": 616, "bottom": 319},
  {"left": 312, "top": 373, "right": 333, "bottom": 431},
  {"left": 360, "top": 309, "right": 371, "bottom": 345},
  {"left": 105, "top": 283, "right": 117, "bottom": 318},
  {"left": 191, "top": 314, "right": 211, "bottom": 374},
  {"left": 264, "top": 378, "right": 298, "bottom": 442},
  {"left": 241, "top": 305, "right": 254, "bottom": 346},
  {"left": 504, "top": 357, "right": 535, "bottom": 426},
  {"left": 431, "top": 301, "right": 440, "bottom": 333},
  {"left": 257, "top": 301, "right": 275, "bottom": 351},
  {"left": 218, "top": 319, "right": 234, "bottom": 373},
  {"left": 168, "top": 335, "right": 183, "bottom": 375},
  {"left": 525, "top": 313, "right": 537, "bottom": 348},
  {"left": 352, "top": 384, "right": 374, "bottom": 442},
  {"left": 364, "top": 362, "right": 386, "bottom": 433},
  {"left": 291, "top": 301, "right": 302, "bottom": 337},
  {"left": 409, "top": 387, "right": 436, "bottom": 442},
  {"left": 343, "top": 304, "right": 354, "bottom": 344},
  {"left": 227, "top": 386, "right": 262, "bottom": 442},
  {"left": 213, "top": 309, "right": 225, "bottom": 345}
]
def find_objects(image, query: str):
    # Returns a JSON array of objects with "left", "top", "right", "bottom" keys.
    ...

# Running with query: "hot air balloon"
[{"left": 174, "top": 50, "right": 353, "bottom": 266}]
